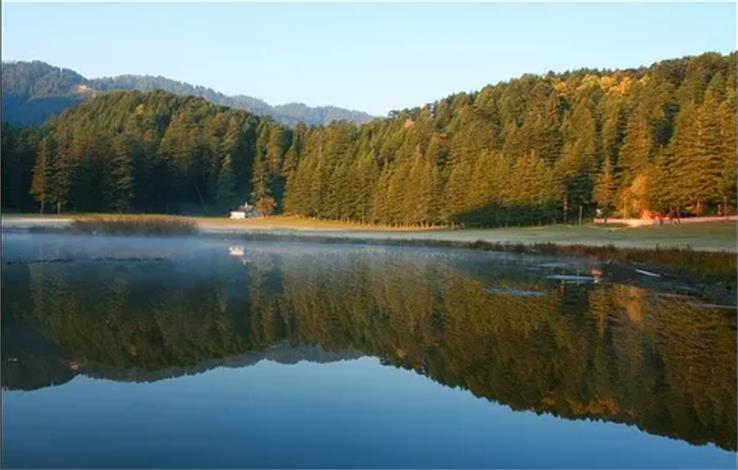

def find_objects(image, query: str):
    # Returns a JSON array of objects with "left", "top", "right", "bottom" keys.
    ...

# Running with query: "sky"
[{"left": 2, "top": 2, "right": 736, "bottom": 116}]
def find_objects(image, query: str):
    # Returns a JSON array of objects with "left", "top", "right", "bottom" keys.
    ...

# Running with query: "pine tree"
[
  {"left": 348, "top": 152, "right": 378, "bottom": 223},
  {"left": 468, "top": 151, "right": 493, "bottom": 212},
  {"left": 30, "top": 137, "right": 56, "bottom": 213},
  {"left": 371, "top": 167, "right": 392, "bottom": 224},
  {"left": 402, "top": 147, "right": 439, "bottom": 225},
  {"left": 266, "top": 126, "right": 290, "bottom": 203},
  {"left": 251, "top": 125, "right": 273, "bottom": 211},
  {"left": 671, "top": 77, "right": 724, "bottom": 213},
  {"left": 325, "top": 161, "right": 350, "bottom": 220},
  {"left": 1, "top": 122, "right": 16, "bottom": 208},
  {"left": 556, "top": 102, "right": 598, "bottom": 220},
  {"left": 718, "top": 70, "right": 737, "bottom": 213},
  {"left": 384, "top": 156, "right": 411, "bottom": 225},
  {"left": 216, "top": 154, "right": 238, "bottom": 210},
  {"left": 107, "top": 135, "right": 135, "bottom": 212},
  {"left": 669, "top": 102, "right": 699, "bottom": 209},
  {"left": 647, "top": 149, "right": 675, "bottom": 212},
  {"left": 512, "top": 80, "right": 563, "bottom": 164},
  {"left": 618, "top": 109, "right": 652, "bottom": 188},
  {"left": 593, "top": 154, "right": 620, "bottom": 217},
  {"left": 443, "top": 152, "right": 473, "bottom": 223},
  {"left": 691, "top": 75, "right": 727, "bottom": 211}
]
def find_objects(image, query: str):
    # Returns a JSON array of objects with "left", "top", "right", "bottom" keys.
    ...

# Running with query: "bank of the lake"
[
  {"left": 3, "top": 214, "right": 736, "bottom": 252},
  {"left": 4, "top": 214, "right": 736, "bottom": 302}
]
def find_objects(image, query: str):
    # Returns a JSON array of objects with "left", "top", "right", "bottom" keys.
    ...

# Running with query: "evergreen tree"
[
  {"left": 556, "top": 102, "right": 598, "bottom": 220},
  {"left": 107, "top": 134, "right": 136, "bottom": 212},
  {"left": 670, "top": 77, "right": 725, "bottom": 213},
  {"left": 719, "top": 69, "right": 737, "bottom": 213},
  {"left": 30, "top": 137, "right": 56, "bottom": 213},
  {"left": 593, "top": 154, "right": 620, "bottom": 217},
  {"left": 216, "top": 154, "right": 238, "bottom": 210},
  {"left": 348, "top": 152, "right": 378, "bottom": 223},
  {"left": 618, "top": 108, "right": 653, "bottom": 188},
  {"left": 444, "top": 152, "right": 474, "bottom": 223}
]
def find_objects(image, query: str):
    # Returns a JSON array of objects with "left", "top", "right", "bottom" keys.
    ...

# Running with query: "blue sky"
[{"left": 2, "top": 3, "right": 735, "bottom": 116}]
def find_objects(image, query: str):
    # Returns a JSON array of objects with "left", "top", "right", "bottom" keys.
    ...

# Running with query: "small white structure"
[{"left": 230, "top": 201, "right": 258, "bottom": 219}]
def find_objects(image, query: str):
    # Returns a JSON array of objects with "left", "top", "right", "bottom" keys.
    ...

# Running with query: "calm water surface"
[{"left": 2, "top": 233, "right": 736, "bottom": 468}]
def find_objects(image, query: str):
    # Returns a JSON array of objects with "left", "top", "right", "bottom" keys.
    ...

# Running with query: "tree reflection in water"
[{"left": 2, "top": 235, "right": 735, "bottom": 451}]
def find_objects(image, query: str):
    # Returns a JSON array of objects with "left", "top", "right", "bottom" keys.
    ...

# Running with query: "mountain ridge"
[{"left": 1, "top": 60, "right": 375, "bottom": 127}]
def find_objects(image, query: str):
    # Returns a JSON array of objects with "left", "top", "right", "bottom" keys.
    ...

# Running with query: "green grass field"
[
  {"left": 416, "top": 222, "right": 737, "bottom": 251},
  {"left": 194, "top": 216, "right": 736, "bottom": 252}
]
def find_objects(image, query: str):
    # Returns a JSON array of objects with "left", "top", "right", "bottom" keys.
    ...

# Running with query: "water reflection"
[{"left": 2, "top": 234, "right": 736, "bottom": 453}]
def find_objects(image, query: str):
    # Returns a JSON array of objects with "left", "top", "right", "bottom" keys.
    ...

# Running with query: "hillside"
[
  {"left": 3, "top": 90, "right": 286, "bottom": 213},
  {"left": 280, "top": 52, "right": 736, "bottom": 226},
  {"left": 1, "top": 61, "right": 88, "bottom": 126},
  {"left": 1, "top": 60, "right": 375, "bottom": 127},
  {"left": 2, "top": 52, "right": 736, "bottom": 227}
]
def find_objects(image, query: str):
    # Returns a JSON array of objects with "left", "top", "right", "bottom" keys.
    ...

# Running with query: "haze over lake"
[{"left": 2, "top": 233, "right": 735, "bottom": 468}]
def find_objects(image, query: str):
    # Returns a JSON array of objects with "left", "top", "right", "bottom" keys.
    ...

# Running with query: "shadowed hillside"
[{"left": 1, "top": 60, "right": 374, "bottom": 127}]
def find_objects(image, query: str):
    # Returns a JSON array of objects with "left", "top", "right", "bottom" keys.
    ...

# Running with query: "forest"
[{"left": 2, "top": 52, "right": 736, "bottom": 226}]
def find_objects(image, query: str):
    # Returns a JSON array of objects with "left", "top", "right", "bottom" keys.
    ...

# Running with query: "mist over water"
[{"left": 2, "top": 233, "right": 736, "bottom": 468}]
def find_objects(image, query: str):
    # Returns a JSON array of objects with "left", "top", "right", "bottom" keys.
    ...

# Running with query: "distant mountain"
[
  {"left": 1, "top": 60, "right": 375, "bottom": 127},
  {"left": 1, "top": 61, "right": 88, "bottom": 126}
]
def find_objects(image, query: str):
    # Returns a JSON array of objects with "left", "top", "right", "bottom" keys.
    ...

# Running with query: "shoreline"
[
  {"left": 3, "top": 215, "right": 736, "bottom": 289},
  {"left": 4, "top": 223, "right": 737, "bottom": 307},
  {"left": 3, "top": 214, "right": 735, "bottom": 253},
  {"left": 3, "top": 215, "right": 736, "bottom": 306}
]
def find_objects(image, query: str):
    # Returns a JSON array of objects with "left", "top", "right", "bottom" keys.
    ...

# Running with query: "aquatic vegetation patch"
[{"left": 70, "top": 215, "right": 197, "bottom": 236}]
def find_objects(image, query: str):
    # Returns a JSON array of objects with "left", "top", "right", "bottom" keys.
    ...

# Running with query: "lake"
[{"left": 2, "top": 233, "right": 736, "bottom": 468}]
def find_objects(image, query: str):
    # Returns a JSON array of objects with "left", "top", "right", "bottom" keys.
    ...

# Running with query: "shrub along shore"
[{"left": 69, "top": 214, "right": 197, "bottom": 236}]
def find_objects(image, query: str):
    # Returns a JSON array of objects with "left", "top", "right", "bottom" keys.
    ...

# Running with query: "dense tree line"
[
  {"left": 283, "top": 52, "right": 737, "bottom": 225},
  {"left": 3, "top": 244, "right": 735, "bottom": 449},
  {"left": 2, "top": 52, "right": 736, "bottom": 225},
  {"left": 1, "top": 122, "right": 42, "bottom": 211},
  {"left": 4, "top": 91, "right": 294, "bottom": 214}
]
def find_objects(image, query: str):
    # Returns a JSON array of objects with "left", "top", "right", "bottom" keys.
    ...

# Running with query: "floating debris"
[
  {"left": 539, "top": 262, "right": 571, "bottom": 269},
  {"left": 485, "top": 287, "right": 546, "bottom": 298},
  {"left": 688, "top": 302, "right": 737, "bottom": 310},
  {"left": 635, "top": 268, "right": 662, "bottom": 278},
  {"left": 655, "top": 293, "right": 692, "bottom": 299},
  {"left": 547, "top": 274, "right": 597, "bottom": 284}
]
